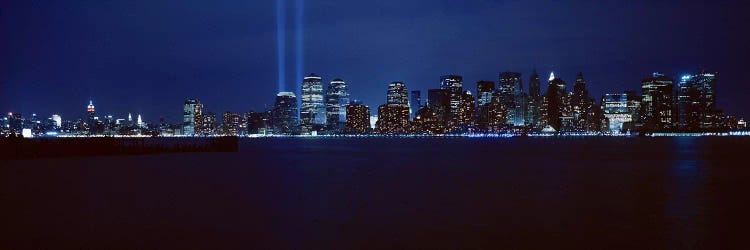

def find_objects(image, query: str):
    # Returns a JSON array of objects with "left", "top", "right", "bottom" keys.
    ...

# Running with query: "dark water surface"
[{"left": 3, "top": 137, "right": 750, "bottom": 249}]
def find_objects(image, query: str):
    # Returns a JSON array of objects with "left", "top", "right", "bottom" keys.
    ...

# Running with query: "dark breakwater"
[{"left": 0, "top": 136, "right": 238, "bottom": 159}]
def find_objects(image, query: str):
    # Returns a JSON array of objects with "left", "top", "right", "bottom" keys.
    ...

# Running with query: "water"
[{"left": 2, "top": 137, "right": 749, "bottom": 248}]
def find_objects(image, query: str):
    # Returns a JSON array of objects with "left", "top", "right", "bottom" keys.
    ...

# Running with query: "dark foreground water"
[{"left": 2, "top": 137, "right": 750, "bottom": 249}]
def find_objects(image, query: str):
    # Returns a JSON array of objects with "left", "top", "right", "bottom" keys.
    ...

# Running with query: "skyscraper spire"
[
  {"left": 137, "top": 114, "right": 143, "bottom": 127},
  {"left": 128, "top": 113, "right": 132, "bottom": 122},
  {"left": 549, "top": 72, "right": 555, "bottom": 81}
]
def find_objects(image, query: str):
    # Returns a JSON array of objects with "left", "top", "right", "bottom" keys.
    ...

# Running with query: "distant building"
[
  {"left": 678, "top": 72, "right": 718, "bottom": 132},
  {"left": 325, "top": 78, "right": 350, "bottom": 132},
  {"left": 200, "top": 112, "right": 217, "bottom": 135},
  {"left": 183, "top": 98, "right": 201, "bottom": 136},
  {"left": 458, "top": 90, "right": 475, "bottom": 131},
  {"left": 376, "top": 104, "right": 409, "bottom": 134},
  {"left": 301, "top": 74, "right": 325, "bottom": 133},
  {"left": 387, "top": 81, "right": 409, "bottom": 107},
  {"left": 222, "top": 112, "right": 242, "bottom": 135},
  {"left": 641, "top": 73, "right": 676, "bottom": 132},
  {"left": 476, "top": 80, "right": 495, "bottom": 131},
  {"left": 527, "top": 70, "right": 542, "bottom": 129},
  {"left": 570, "top": 72, "right": 595, "bottom": 132},
  {"left": 440, "top": 75, "right": 463, "bottom": 130},
  {"left": 602, "top": 93, "right": 633, "bottom": 133},
  {"left": 427, "top": 88, "right": 450, "bottom": 133},
  {"left": 51, "top": 114, "right": 62, "bottom": 128},
  {"left": 409, "top": 90, "right": 421, "bottom": 120},
  {"left": 346, "top": 100, "right": 370, "bottom": 134},
  {"left": 272, "top": 92, "right": 298, "bottom": 135},
  {"left": 246, "top": 111, "right": 271, "bottom": 135},
  {"left": 499, "top": 72, "right": 525, "bottom": 127}
]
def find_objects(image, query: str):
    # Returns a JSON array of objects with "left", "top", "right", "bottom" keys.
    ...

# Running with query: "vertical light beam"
[
  {"left": 295, "top": 0, "right": 304, "bottom": 114},
  {"left": 276, "top": 0, "right": 286, "bottom": 92}
]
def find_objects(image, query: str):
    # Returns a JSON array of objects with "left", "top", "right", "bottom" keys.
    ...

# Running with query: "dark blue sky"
[{"left": 2, "top": 0, "right": 747, "bottom": 123}]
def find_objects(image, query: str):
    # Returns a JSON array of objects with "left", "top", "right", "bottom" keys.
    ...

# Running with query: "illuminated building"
[
  {"left": 410, "top": 90, "right": 421, "bottom": 120},
  {"left": 527, "top": 70, "right": 542, "bottom": 129},
  {"left": 499, "top": 72, "right": 525, "bottom": 127},
  {"left": 678, "top": 72, "right": 718, "bottom": 132},
  {"left": 427, "top": 88, "right": 450, "bottom": 133},
  {"left": 301, "top": 73, "right": 325, "bottom": 133},
  {"left": 137, "top": 114, "right": 143, "bottom": 127},
  {"left": 570, "top": 72, "right": 594, "bottom": 132},
  {"left": 602, "top": 93, "right": 633, "bottom": 133},
  {"left": 182, "top": 98, "right": 201, "bottom": 136},
  {"left": 459, "top": 90, "right": 475, "bottom": 131},
  {"left": 272, "top": 91, "right": 298, "bottom": 135},
  {"left": 222, "top": 112, "right": 242, "bottom": 135},
  {"left": 387, "top": 81, "right": 409, "bottom": 107},
  {"left": 440, "top": 75, "right": 463, "bottom": 130},
  {"left": 376, "top": 104, "right": 409, "bottom": 134},
  {"left": 476, "top": 80, "right": 495, "bottom": 131},
  {"left": 200, "top": 112, "right": 217, "bottom": 135},
  {"left": 641, "top": 73, "right": 676, "bottom": 132},
  {"left": 246, "top": 111, "right": 270, "bottom": 135},
  {"left": 541, "top": 72, "right": 566, "bottom": 132},
  {"left": 51, "top": 114, "right": 62, "bottom": 128},
  {"left": 345, "top": 100, "right": 370, "bottom": 134},
  {"left": 325, "top": 78, "right": 350, "bottom": 131}
]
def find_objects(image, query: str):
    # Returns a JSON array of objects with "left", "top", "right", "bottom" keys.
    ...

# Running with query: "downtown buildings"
[{"left": 4, "top": 69, "right": 745, "bottom": 138}]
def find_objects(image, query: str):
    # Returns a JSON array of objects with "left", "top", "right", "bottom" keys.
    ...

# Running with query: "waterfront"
[{"left": 2, "top": 137, "right": 749, "bottom": 248}]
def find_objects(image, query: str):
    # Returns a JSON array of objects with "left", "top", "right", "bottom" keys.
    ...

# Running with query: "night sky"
[{"left": 2, "top": 0, "right": 748, "bottom": 123}]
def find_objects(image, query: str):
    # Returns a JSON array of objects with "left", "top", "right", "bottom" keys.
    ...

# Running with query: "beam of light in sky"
[
  {"left": 276, "top": 0, "right": 286, "bottom": 93},
  {"left": 295, "top": 0, "right": 304, "bottom": 119}
]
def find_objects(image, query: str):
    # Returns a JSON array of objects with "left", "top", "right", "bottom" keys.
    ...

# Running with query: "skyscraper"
[
  {"left": 325, "top": 78, "right": 350, "bottom": 131},
  {"left": 222, "top": 112, "right": 242, "bottom": 135},
  {"left": 541, "top": 73, "right": 566, "bottom": 132},
  {"left": 476, "top": 80, "right": 495, "bottom": 131},
  {"left": 51, "top": 114, "right": 62, "bottom": 128},
  {"left": 641, "top": 73, "right": 676, "bottom": 132},
  {"left": 301, "top": 74, "right": 325, "bottom": 133},
  {"left": 409, "top": 90, "right": 421, "bottom": 120},
  {"left": 678, "top": 72, "right": 718, "bottom": 132},
  {"left": 346, "top": 100, "right": 371, "bottom": 134},
  {"left": 571, "top": 72, "right": 594, "bottom": 132},
  {"left": 427, "top": 88, "right": 450, "bottom": 133},
  {"left": 602, "top": 93, "right": 632, "bottom": 133},
  {"left": 378, "top": 82, "right": 410, "bottom": 134},
  {"left": 246, "top": 111, "right": 270, "bottom": 135},
  {"left": 527, "top": 70, "right": 542, "bottom": 129},
  {"left": 272, "top": 92, "right": 298, "bottom": 135},
  {"left": 200, "top": 112, "right": 217, "bottom": 135},
  {"left": 440, "top": 75, "right": 463, "bottom": 130},
  {"left": 499, "top": 72, "right": 524, "bottom": 127},
  {"left": 459, "top": 90, "right": 475, "bottom": 130},
  {"left": 387, "top": 81, "right": 409, "bottom": 107},
  {"left": 182, "top": 99, "right": 201, "bottom": 136}
]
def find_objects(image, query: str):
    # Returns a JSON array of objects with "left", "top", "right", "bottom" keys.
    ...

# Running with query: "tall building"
[
  {"left": 387, "top": 81, "right": 409, "bottom": 107},
  {"left": 86, "top": 100, "right": 97, "bottom": 134},
  {"left": 409, "top": 90, "right": 421, "bottom": 120},
  {"left": 200, "top": 112, "right": 217, "bottom": 135},
  {"left": 345, "top": 100, "right": 371, "bottom": 134},
  {"left": 427, "top": 88, "right": 450, "bottom": 133},
  {"left": 182, "top": 99, "right": 201, "bottom": 136},
  {"left": 51, "top": 114, "right": 62, "bottom": 128},
  {"left": 376, "top": 104, "right": 409, "bottom": 134},
  {"left": 499, "top": 72, "right": 525, "bottom": 127},
  {"left": 246, "top": 111, "right": 270, "bottom": 135},
  {"left": 678, "top": 72, "right": 718, "bottom": 132},
  {"left": 300, "top": 74, "right": 325, "bottom": 132},
  {"left": 641, "top": 73, "right": 676, "bottom": 132},
  {"left": 541, "top": 73, "right": 566, "bottom": 132},
  {"left": 476, "top": 81, "right": 495, "bottom": 131},
  {"left": 602, "top": 93, "right": 633, "bottom": 133},
  {"left": 440, "top": 75, "right": 463, "bottom": 130},
  {"left": 222, "top": 112, "right": 242, "bottom": 135},
  {"left": 570, "top": 72, "right": 594, "bottom": 132},
  {"left": 527, "top": 70, "right": 542, "bottom": 129},
  {"left": 458, "top": 90, "right": 476, "bottom": 131},
  {"left": 272, "top": 92, "right": 298, "bottom": 135},
  {"left": 325, "top": 78, "right": 350, "bottom": 131},
  {"left": 378, "top": 82, "right": 410, "bottom": 134}
]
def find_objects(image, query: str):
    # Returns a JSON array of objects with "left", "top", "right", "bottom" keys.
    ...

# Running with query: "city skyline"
[{"left": 2, "top": 1, "right": 748, "bottom": 122}]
